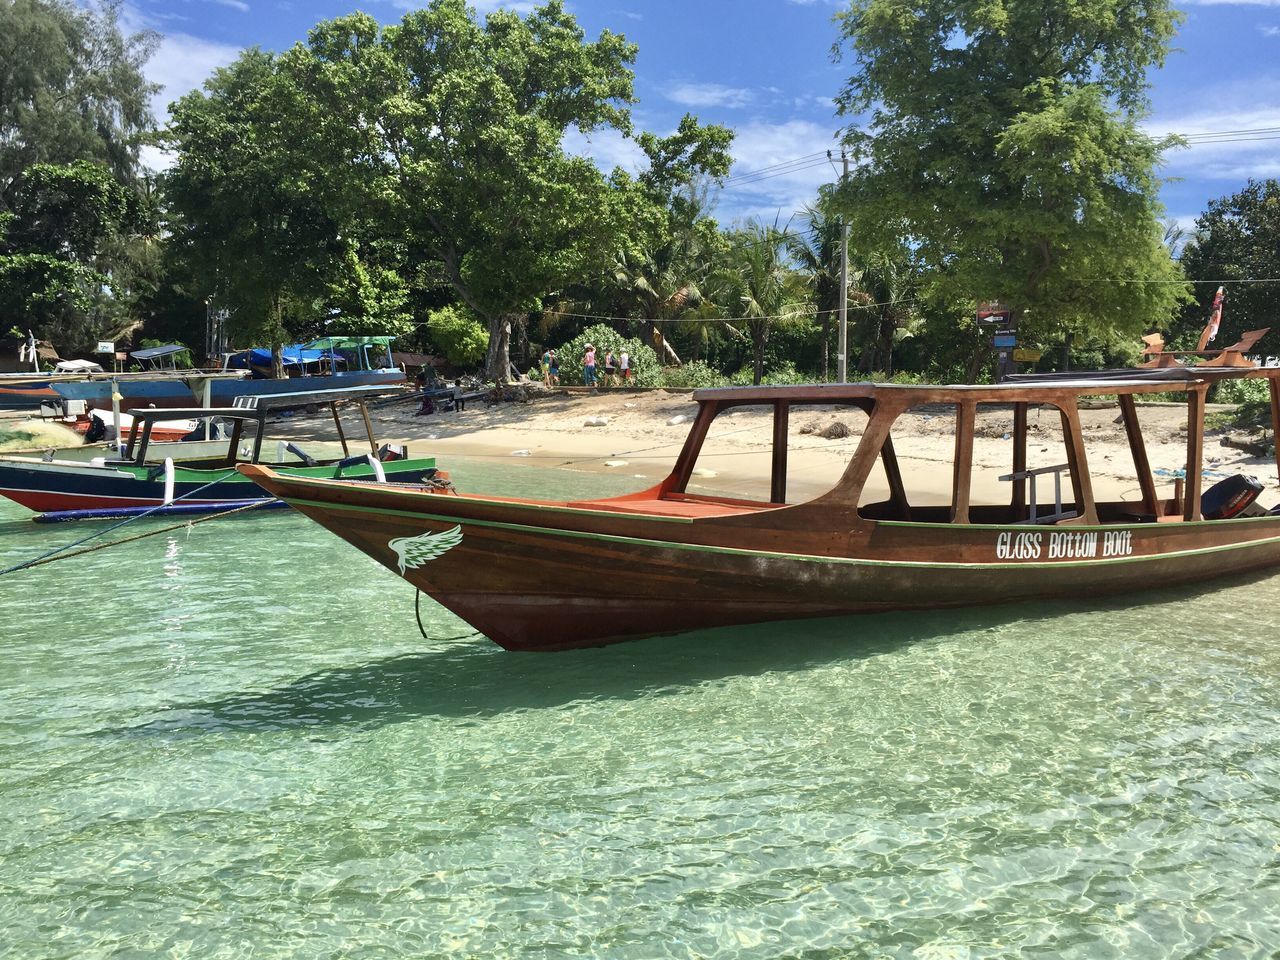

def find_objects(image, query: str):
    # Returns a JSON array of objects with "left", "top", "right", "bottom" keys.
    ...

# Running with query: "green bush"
[
  {"left": 1213, "top": 377, "right": 1270, "bottom": 405},
  {"left": 426, "top": 305, "right": 487, "bottom": 367},
  {"left": 556, "top": 324, "right": 660, "bottom": 387},
  {"left": 660, "top": 361, "right": 728, "bottom": 389},
  {"left": 729, "top": 360, "right": 815, "bottom": 386}
]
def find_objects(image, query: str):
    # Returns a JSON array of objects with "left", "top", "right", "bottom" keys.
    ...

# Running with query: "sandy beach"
[{"left": 279, "top": 387, "right": 1272, "bottom": 508}]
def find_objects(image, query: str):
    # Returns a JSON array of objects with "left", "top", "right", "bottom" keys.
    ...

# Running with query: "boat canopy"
[
  {"left": 303, "top": 336, "right": 396, "bottom": 349},
  {"left": 130, "top": 344, "right": 187, "bottom": 361},
  {"left": 225, "top": 345, "right": 339, "bottom": 371},
  {"left": 53, "top": 359, "right": 103, "bottom": 373}
]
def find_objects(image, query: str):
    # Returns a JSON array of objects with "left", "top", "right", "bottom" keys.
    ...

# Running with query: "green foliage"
[
  {"left": 834, "top": 0, "right": 1189, "bottom": 345},
  {"left": 1213, "top": 377, "right": 1271, "bottom": 406},
  {"left": 0, "top": 0, "right": 158, "bottom": 198},
  {"left": 659, "top": 360, "right": 727, "bottom": 389},
  {"left": 729, "top": 360, "right": 813, "bottom": 386},
  {"left": 1176, "top": 180, "right": 1280, "bottom": 350},
  {"left": 0, "top": 160, "right": 141, "bottom": 349},
  {"left": 556, "top": 323, "right": 660, "bottom": 387},
  {"left": 426, "top": 305, "right": 488, "bottom": 367}
]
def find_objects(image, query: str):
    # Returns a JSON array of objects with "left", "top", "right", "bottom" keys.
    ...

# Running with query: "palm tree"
[
  {"left": 787, "top": 188, "right": 843, "bottom": 381},
  {"left": 723, "top": 220, "right": 811, "bottom": 385}
]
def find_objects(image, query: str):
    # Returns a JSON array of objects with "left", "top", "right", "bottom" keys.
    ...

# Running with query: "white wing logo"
[{"left": 388, "top": 525, "right": 463, "bottom": 575}]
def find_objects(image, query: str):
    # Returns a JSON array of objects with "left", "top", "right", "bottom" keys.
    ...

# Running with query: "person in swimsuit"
[
  {"left": 548, "top": 349, "right": 560, "bottom": 386},
  {"left": 583, "top": 344, "right": 596, "bottom": 387},
  {"left": 541, "top": 349, "right": 552, "bottom": 387}
]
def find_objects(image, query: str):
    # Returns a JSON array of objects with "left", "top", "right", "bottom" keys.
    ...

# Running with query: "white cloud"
[
  {"left": 1262, "top": 24, "right": 1280, "bottom": 34},
  {"left": 665, "top": 82, "right": 754, "bottom": 109},
  {"left": 1146, "top": 105, "right": 1280, "bottom": 181},
  {"left": 563, "top": 127, "right": 648, "bottom": 175},
  {"left": 717, "top": 119, "right": 841, "bottom": 224},
  {"left": 209, "top": 0, "right": 249, "bottom": 12},
  {"left": 392, "top": 0, "right": 536, "bottom": 10}
]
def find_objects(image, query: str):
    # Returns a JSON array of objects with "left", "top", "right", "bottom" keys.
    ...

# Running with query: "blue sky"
[{"left": 132, "top": 0, "right": 1280, "bottom": 232}]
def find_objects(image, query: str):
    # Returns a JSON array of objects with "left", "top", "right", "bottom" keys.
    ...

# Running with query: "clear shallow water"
[{"left": 2, "top": 459, "right": 1280, "bottom": 959}]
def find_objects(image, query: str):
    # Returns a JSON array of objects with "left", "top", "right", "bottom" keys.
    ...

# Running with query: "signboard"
[
  {"left": 96, "top": 340, "right": 114, "bottom": 353},
  {"left": 993, "top": 334, "right": 1017, "bottom": 348},
  {"left": 1014, "top": 348, "right": 1042, "bottom": 363},
  {"left": 976, "top": 301, "right": 1013, "bottom": 328}
]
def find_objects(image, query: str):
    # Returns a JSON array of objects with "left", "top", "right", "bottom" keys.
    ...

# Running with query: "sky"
[{"left": 130, "top": 0, "right": 1280, "bottom": 233}]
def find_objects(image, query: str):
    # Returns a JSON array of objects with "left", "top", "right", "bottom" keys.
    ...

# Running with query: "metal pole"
[
  {"left": 838, "top": 150, "right": 849, "bottom": 384},
  {"left": 110, "top": 377, "right": 124, "bottom": 455}
]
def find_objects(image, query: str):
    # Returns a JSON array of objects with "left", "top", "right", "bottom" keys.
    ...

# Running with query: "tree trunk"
[
  {"left": 876, "top": 308, "right": 896, "bottom": 376},
  {"left": 484, "top": 313, "right": 513, "bottom": 383},
  {"left": 272, "top": 342, "right": 284, "bottom": 380},
  {"left": 752, "top": 331, "right": 766, "bottom": 385}
]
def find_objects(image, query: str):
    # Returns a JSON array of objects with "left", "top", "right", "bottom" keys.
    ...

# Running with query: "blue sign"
[{"left": 993, "top": 334, "right": 1016, "bottom": 348}]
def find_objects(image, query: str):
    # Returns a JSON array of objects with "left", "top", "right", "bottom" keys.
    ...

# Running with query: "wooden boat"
[
  {"left": 239, "top": 364, "right": 1280, "bottom": 652},
  {"left": 0, "top": 389, "right": 440, "bottom": 521}
]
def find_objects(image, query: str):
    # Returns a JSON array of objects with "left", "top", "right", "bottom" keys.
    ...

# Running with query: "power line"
[{"left": 718, "top": 124, "right": 1280, "bottom": 193}]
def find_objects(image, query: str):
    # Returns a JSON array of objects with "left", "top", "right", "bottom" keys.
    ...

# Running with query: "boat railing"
[{"left": 999, "top": 463, "right": 1078, "bottom": 525}]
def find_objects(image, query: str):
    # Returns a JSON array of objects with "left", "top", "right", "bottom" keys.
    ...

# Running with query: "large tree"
[
  {"left": 834, "top": 0, "right": 1188, "bottom": 353},
  {"left": 281, "top": 1, "right": 729, "bottom": 380},
  {"left": 163, "top": 50, "right": 412, "bottom": 369},
  {"left": 1176, "top": 179, "right": 1280, "bottom": 350},
  {"left": 0, "top": 0, "right": 157, "bottom": 207}
]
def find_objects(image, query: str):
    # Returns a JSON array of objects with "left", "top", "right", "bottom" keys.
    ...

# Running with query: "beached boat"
[
  {"left": 52, "top": 337, "right": 406, "bottom": 411},
  {"left": 0, "top": 389, "right": 440, "bottom": 521},
  {"left": 240, "top": 363, "right": 1280, "bottom": 652}
]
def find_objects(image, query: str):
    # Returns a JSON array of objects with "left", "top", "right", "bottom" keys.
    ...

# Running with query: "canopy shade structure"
[
  {"left": 129, "top": 344, "right": 187, "bottom": 361},
  {"left": 53, "top": 359, "right": 103, "bottom": 372}
]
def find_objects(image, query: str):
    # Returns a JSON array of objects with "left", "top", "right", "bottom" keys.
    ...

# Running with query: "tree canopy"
[
  {"left": 1176, "top": 179, "right": 1280, "bottom": 349},
  {"left": 834, "top": 0, "right": 1189, "bottom": 342}
]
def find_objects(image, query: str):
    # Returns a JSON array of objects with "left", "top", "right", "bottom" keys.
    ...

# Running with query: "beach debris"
[
  {"left": 624, "top": 403, "right": 638, "bottom": 409},
  {"left": 666, "top": 414, "right": 689, "bottom": 426},
  {"left": 819, "top": 421, "right": 850, "bottom": 439},
  {"left": 692, "top": 467, "right": 717, "bottom": 478},
  {"left": 511, "top": 449, "right": 532, "bottom": 457},
  {"left": 1221, "top": 433, "right": 1271, "bottom": 456},
  {"left": 604, "top": 460, "right": 628, "bottom": 467},
  {"left": 584, "top": 416, "right": 609, "bottom": 427},
  {"left": 799, "top": 420, "right": 820, "bottom": 434}
]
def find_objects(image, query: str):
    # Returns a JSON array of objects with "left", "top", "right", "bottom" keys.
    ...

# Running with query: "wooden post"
[
  {"left": 359, "top": 399, "right": 378, "bottom": 457},
  {"left": 1270, "top": 377, "right": 1280, "bottom": 488},
  {"left": 881, "top": 434, "right": 911, "bottom": 520},
  {"left": 1184, "top": 385, "right": 1206, "bottom": 521},
  {"left": 951, "top": 400, "right": 975, "bottom": 524},
  {"left": 1057, "top": 397, "right": 1098, "bottom": 524},
  {"left": 770, "top": 400, "right": 789, "bottom": 504},
  {"left": 1118, "top": 393, "right": 1160, "bottom": 516},
  {"left": 330, "top": 402, "right": 350, "bottom": 457},
  {"left": 666, "top": 401, "right": 717, "bottom": 495},
  {"left": 1011, "top": 402, "right": 1027, "bottom": 515}
]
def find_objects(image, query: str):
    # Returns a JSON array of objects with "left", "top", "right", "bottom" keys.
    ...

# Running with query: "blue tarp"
[{"left": 225, "top": 345, "right": 341, "bottom": 371}]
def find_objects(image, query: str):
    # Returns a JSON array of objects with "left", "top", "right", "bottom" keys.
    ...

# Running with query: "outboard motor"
[
  {"left": 1201, "top": 474, "right": 1265, "bottom": 520},
  {"left": 378, "top": 442, "right": 408, "bottom": 462}
]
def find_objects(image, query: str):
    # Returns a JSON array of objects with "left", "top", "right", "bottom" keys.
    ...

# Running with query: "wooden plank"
[
  {"left": 771, "top": 400, "right": 789, "bottom": 504},
  {"left": 1185, "top": 386, "right": 1206, "bottom": 521},
  {"left": 359, "top": 399, "right": 379, "bottom": 457},
  {"left": 1118, "top": 393, "right": 1159, "bottom": 516},
  {"left": 951, "top": 400, "right": 975, "bottom": 524}
]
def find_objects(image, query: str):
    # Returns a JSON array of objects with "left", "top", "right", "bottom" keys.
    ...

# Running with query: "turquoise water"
[{"left": 2, "top": 459, "right": 1279, "bottom": 958}]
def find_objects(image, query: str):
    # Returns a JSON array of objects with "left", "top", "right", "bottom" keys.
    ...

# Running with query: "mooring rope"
[{"left": 0, "top": 469, "right": 257, "bottom": 577}]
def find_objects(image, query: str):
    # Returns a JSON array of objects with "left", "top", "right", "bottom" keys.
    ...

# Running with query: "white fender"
[{"left": 163, "top": 457, "right": 175, "bottom": 504}]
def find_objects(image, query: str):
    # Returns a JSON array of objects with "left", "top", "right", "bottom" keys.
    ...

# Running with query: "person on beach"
[
  {"left": 583, "top": 344, "right": 597, "bottom": 387},
  {"left": 603, "top": 349, "right": 617, "bottom": 387},
  {"left": 619, "top": 349, "right": 631, "bottom": 384},
  {"left": 541, "top": 348, "right": 553, "bottom": 387},
  {"left": 548, "top": 349, "right": 560, "bottom": 386}
]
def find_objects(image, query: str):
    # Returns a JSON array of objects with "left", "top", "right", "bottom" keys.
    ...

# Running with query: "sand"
[{"left": 279, "top": 388, "right": 1274, "bottom": 507}]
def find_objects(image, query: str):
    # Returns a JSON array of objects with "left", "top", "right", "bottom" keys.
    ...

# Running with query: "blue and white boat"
[{"left": 52, "top": 337, "right": 406, "bottom": 411}]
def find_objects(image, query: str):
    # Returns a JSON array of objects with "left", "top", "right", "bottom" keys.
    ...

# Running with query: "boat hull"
[
  {"left": 239, "top": 468, "right": 1280, "bottom": 651},
  {"left": 52, "top": 371, "right": 406, "bottom": 410},
  {"left": 0, "top": 456, "right": 437, "bottom": 517}
]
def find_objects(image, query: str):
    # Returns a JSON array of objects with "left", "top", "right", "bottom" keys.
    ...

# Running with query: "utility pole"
[{"left": 838, "top": 150, "right": 849, "bottom": 383}]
